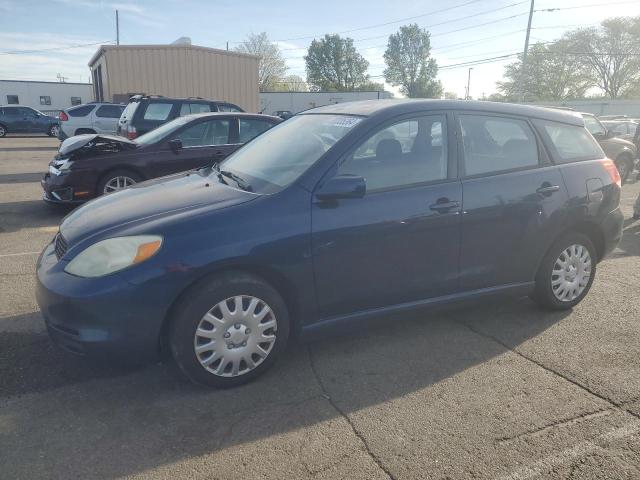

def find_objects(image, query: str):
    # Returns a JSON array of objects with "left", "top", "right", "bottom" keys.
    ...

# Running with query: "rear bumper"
[{"left": 601, "top": 207, "right": 624, "bottom": 259}]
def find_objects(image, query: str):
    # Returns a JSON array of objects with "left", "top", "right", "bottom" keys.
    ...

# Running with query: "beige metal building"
[{"left": 88, "top": 44, "right": 259, "bottom": 112}]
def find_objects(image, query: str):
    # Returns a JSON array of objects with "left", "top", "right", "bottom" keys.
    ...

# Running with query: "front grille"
[{"left": 54, "top": 233, "right": 68, "bottom": 259}]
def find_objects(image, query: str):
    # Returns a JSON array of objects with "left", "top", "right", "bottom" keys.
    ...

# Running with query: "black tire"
[
  {"left": 96, "top": 169, "right": 142, "bottom": 196},
  {"left": 530, "top": 232, "right": 597, "bottom": 310},
  {"left": 75, "top": 128, "right": 96, "bottom": 135},
  {"left": 47, "top": 125, "right": 60, "bottom": 137},
  {"left": 615, "top": 154, "right": 633, "bottom": 184},
  {"left": 0, "top": 124, "right": 6, "bottom": 137},
  {"left": 169, "top": 272, "right": 290, "bottom": 387}
]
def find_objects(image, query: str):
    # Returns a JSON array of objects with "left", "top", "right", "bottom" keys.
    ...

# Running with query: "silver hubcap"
[
  {"left": 551, "top": 244, "right": 592, "bottom": 302},
  {"left": 103, "top": 176, "right": 135, "bottom": 193},
  {"left": 194, "top": 295, "right": 277, "bottom": 377},
  {"left": 0, "top": 126, "right": 5, "bottom": 136},
  {"left": 51, "top": 125, "right": 59, "bottom": 136}
]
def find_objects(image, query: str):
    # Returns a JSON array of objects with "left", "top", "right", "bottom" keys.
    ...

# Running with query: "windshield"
[
  {"left": 582, "top": 115, "right": 606, "bottom": 136},
  {"left": 217, "top": 114, "right": 362, "bottom": 193},
  {"left": 135, "top": 116, "right": 190, "bottom": 145}
]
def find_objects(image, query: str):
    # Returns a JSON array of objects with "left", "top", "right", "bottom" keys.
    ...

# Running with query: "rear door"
[
  {"left": 456, "top": 112, "right": 568, "bottom": 291},
  {"left": 93, "top": 104, "right": 125, "bottom": 134},
  {"left": 3, "top": 107, "right": 27, "bottom": 132}
]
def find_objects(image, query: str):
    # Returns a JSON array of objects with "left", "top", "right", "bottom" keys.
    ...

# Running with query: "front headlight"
[{"left": 64, "top": 235, "right": 163, "bottom": 278}]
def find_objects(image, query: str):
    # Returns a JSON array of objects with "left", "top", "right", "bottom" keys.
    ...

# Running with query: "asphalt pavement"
[{"left": 1, "top": 135, "right": 640, "bottom": 479}]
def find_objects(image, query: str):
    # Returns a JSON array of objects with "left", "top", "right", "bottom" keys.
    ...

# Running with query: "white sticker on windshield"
[{"left": 329, "top": 116, "right": 362, "bottom": 128}]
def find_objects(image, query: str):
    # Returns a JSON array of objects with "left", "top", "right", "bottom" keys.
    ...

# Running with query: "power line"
[
  {"left": 535, "top": 0, "right": 640, "bottom": 13},
  {"left": 0, "top": 40, "right": 115, "bottom": 56}
]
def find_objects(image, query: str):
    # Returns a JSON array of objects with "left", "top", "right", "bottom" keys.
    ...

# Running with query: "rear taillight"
[
  {"left": 126, "top": 126, "right": 137, "bottom": 140},
  {"left": 601, "top": 158, "right": 621, "bottom": 188},
  {"left": 58, "top": 111, "right": 68, "bottom": 121}
]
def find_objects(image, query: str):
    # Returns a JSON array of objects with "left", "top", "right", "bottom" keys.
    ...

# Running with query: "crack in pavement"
[
  {"left": 306, "top": 344, "right": 396, "bottom": 480},
  {"left": 496, "top": 408, "right": 614, "bottom": 444},
  {"left": 458, "top": 320, "right": 640, "bottom": 421}
]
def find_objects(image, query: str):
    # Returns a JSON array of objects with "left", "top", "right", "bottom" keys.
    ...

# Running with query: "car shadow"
[
  {"left": 0, "top": 295, "right": 570, "bottom": 479},
  {"left": 0, "top": 199, "right": 71, "bottom": 234},
  {"left": 0, "top": 172, "right": 46, "bottom": 184}
]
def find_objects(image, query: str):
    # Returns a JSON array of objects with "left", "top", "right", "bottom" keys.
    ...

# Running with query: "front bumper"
[
  {"left": 36, "top": 240, "right": 169, "bottom": 362},
  {"left": 41, "top": 169, "right": 93, "bottom": 204}
]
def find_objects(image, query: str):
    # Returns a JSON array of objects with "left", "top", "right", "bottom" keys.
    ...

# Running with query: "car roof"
[{"left": 303, "top": 99, "right": 585, "bottom": 126}]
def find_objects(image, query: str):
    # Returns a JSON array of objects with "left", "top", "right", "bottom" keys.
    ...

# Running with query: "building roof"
[
  {"left": 0, "top": 79, "right": 92, "bottom": 86},
  {"left": 88, "top": 43, "right": 259, "bottom": 67},
  {"left": 304, "top": 99, "right": 585, "bottom": 125}
]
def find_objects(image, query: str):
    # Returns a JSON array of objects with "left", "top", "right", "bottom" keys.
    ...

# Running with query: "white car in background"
[{"left": 58, "top": 102, "right": 125, "bottom": 140}]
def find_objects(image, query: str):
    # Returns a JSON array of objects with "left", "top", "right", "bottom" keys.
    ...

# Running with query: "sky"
[{"left": 1, "top": 0, "right": 640, "bottom": 98}]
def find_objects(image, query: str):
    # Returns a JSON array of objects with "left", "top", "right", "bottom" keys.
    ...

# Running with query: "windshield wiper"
[{"left": 213, "top": 164, "right": 253, "bottom": 192}]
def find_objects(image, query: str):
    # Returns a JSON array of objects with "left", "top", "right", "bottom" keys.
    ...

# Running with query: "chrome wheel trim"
[
  {"left": 103, "top": 175, "right": 136, "bottom": 194},
  {"left": 50, "top": 125, "right": 60, "bottom": 137},
  {"left": 551, "top": 244, "right": 592, "bottom": 302},
  {"left": 0, "top": 125, "right": 6, "bottom": 136},
  {"left": 193, "top": 295, "right": 277, "bottom": 377}
]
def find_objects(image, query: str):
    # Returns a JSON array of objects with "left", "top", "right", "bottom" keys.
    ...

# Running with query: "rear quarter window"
[
  {"left": 68, "top": 105, "right": 95, "bottom": 117},
  {"left": 142, "top": 103, "right": 173, "bottom": 121},
  {"left": 95, "top": 105, "right": 125, "bottom": 118},
  {"left": 534, "top": 120, "right": 604, "bottom": 164}
]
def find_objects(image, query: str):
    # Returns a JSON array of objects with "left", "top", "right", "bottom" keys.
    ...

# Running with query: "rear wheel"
[
  {"left": 48, "top": 125, "right": 60, "bottom": 137},
  {"left": 531, "top": 232, "right": 596, "bottom": 310},
  {"left": 97, "top": 169, "right": 142, "bottom": 195},
  {"left": 0, "top": 124, "right": 6, "bottom": 137},
  {"left": 615, "top": 154, "right": 633, "bottom": 184},
  {"left": 169, "top": 272, "right": 290, "bottom": 387}
]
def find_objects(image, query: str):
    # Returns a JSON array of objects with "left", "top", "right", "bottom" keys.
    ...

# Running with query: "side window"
[
  {"left": 71, "top": 97, "right": 82, "bottom": 106},
  {"left": 176, "top": 119, "right": 230, "bottom": 147},
  {"left": 143, "top": 103, "right": 173, "bottom": 121},
  {"left": 6, "top": 95, "right": 19, "bottom": 104},
  {"left": 533, "top": 120, "right": 604, "bottom": 164},
  {"left": 583, "top": 116, "right": 606, "bottom": 136},
  {"left": 68, "top": 105, "right": 95, "bottom": 117},
  {"left": 40, "top": 96, "right": 52, "bottom": 106},
  {"left": 95, "top": 105, "right": 125, "bottom": 118},
  {"left": 4, "top": 107, "right": 19, "bottom": 116},
  {"left": 218, "top": 104, "right": 242, "bottom": 112},
  {"left": 179, "top": 103, "right": 212, "bottom": 116},
  {"left": 338, "top": 115, "right": 448, "bottom": 192},
  {"left": 458, "top": 115, "right": 538, "bottom": 176},
  {"left": 239, "top": 119, "right": 274, "bottom": 143}
]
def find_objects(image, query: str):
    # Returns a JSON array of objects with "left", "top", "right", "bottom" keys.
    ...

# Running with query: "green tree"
[
  {"left": 497, "top": 39, "right": 591, "bottom": 101},
  {"left": 567, "top": 17, "right": 640, "bottom": 99},
  {"left": 383, "top": 24, "right": 443, "bottom": 98},
  {"left": 304, "top": 34, "right": 370, "bottom": 91},
  {"left": 235, "top": 32, "right": 287, "bottom": 92},
  {"left": 271, "top": 74, "right": 309, "bottom": 92}
]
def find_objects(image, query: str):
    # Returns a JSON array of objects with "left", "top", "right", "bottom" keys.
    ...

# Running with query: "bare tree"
[{"left": 235, "top": 33, "right": 288, "bottom": 92}]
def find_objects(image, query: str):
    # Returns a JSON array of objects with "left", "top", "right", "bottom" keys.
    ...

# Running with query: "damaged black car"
[{"left": 41, "top": 112, "right": 280, "bottom": 204}]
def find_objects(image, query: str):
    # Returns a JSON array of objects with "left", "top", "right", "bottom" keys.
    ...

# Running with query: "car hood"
[
  {"left": 58, "top": 134, "right": 138, "bottom": 158},
  {"left": 60, "top": 170, "right": 257, "bottom": 246}
]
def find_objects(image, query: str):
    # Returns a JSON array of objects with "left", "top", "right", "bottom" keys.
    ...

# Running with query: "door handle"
[
  {"left": 536, "top": 184, "right": 560, "bottom": 196},
  {"left": 429, "top": 200, "right": 460, "bottom": 213}
]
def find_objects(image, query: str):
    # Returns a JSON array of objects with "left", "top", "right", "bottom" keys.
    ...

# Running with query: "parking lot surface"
[{"left": 2, "top": 135, "right": 640, "bottom": 479}]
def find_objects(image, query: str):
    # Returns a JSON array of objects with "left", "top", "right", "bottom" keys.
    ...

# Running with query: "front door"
[
  {"left": 312, "top": 113, "right": 462, "bottom": 319},
  {"left": 456, "top": 113, "right": 568, "bottom": 290}
]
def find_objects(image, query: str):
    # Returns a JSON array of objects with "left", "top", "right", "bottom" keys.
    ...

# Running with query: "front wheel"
[
  {"left": 530, "top": 232, "right": 596, "bottom": 310},
  {"left": 615, "top": 155, "right": 633, "bottom": 184},
  {"left": 169, "top": 272, "right": 290, "bottom": 387},
  {"left": 0, "top": 124, "right": 6, "bottom": 137},
  {"left": 97, "top": 169, "right": 142, "bottom": 195}
]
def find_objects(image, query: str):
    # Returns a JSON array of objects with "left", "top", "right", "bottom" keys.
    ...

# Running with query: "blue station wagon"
[{"left": 36, "top": 100, "right": 624, "bottom": 387}]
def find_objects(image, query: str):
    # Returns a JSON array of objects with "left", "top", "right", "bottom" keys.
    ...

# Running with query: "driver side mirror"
[
  {"left": 168, "top": 138, "right": 182, "bottom": 153},
  {"left": 315, "top": 175, "right": 366, "bottom": 201}
]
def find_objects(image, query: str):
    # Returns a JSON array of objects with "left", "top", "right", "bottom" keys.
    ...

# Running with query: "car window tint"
[
  {"left": 239, "top": 119, "right": 273, "bottom": 143},
  {"left": 583, "top": 116, "right": 606, "bottom": 136},
  {"left": 177, "top": 119, "right": 230, "bottom": 147},
  {"left": 4, "top": 108, "right": 19, "bottom": 116},
  {"left": 534, "top": 120, "right": 603, "bottom": 163},
  {"left": 179, "top": 103, "right": 212, "bottom": 116},
  {"left": 95, "top": 105, "right": 124, "bottom": 118},
  {"left": 459, "top": 115, "right": 538, "bottom": 176},
  {"left": 68, "top": 105, "right": 95, "bottom": 117},
  {"left": 339, "top": 115, "right": 447, "bottom": 191},
  {"left": 218, "top": 104, "right": 242, "bottom": 112},
  {"left": 143, "top": 103, "right": 173, "bottom": 121}
]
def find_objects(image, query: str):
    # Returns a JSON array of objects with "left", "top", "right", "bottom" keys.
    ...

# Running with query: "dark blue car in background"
[
  {"left": 36, "top": 100, "right": 623, "bottom": 387},
  {"left": 0, "top": 105, "right": 60, "bottom": 137}
]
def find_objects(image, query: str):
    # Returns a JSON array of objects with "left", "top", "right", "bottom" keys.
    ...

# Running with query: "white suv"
[{"left": 58, "top": 103, "right": 125, "bottom": 140}]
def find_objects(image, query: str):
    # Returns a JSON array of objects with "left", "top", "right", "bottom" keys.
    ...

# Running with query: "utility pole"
[
  {"left": 466, "top": 67, "right": 473, "bottom": 100},
  {"left": 226, "top": 41, "right": 229, "bottom": 51},
  {"left": 116, "top": 10, "right": 120, "bottom": 46},
  {"left": 520, "top": 0, "right": 535, "bottom": 102}
]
